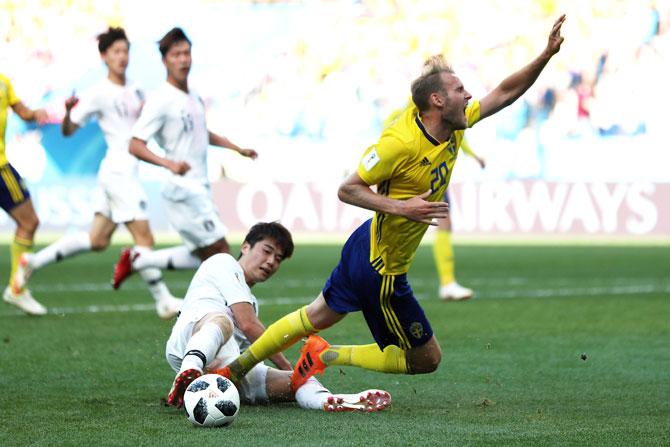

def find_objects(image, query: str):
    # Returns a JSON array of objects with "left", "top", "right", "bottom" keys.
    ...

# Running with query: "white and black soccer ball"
[{"left": 183, "top": 374, "right": 240, "bottom": 427}]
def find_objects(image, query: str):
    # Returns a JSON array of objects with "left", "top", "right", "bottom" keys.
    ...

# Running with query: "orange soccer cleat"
[
  {"left": 290, "top": 335, "right": 330, "bottom": 393},
  {"left": 208, "top": 365, "right": 233, "bottom": 381}
]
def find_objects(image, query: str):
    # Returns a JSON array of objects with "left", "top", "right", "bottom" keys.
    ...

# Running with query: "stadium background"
[{"left": 1, "top": 0, "right": 668, "bottom": 240}]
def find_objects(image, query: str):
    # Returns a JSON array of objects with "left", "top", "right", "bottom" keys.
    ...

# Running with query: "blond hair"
[{"left": 411, "top": 55, "right": 454, "bottom": 112}]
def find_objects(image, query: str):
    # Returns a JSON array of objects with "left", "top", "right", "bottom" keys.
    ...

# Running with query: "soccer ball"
[{"left": 183, "top": 374, "right": 240, "bottom": 427}]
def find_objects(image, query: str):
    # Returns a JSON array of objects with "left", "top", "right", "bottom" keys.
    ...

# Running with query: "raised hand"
[
  {"left": 399, "top": 190, "right": 449, "bottom": 225},
  {"left": 546, "top": 14, "right": 566, "bottom": 56},
  {"left": 64, "top": 93, "right": 79, "bottom": 112}
]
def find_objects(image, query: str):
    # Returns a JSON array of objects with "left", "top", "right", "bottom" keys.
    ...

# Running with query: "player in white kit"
[
  {"left": 13, "top": 28, "right": 182, "bottom": 319},
  {"left": 111, "top": 27, "right": 257, "bottom": 290},
  {"left": 165, "top": 222, "right": 391, "bottom": 412}
]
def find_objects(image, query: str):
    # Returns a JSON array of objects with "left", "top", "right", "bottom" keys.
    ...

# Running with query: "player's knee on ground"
[{"left": 407, "top": 344, "right": 442, "bottom": 374}]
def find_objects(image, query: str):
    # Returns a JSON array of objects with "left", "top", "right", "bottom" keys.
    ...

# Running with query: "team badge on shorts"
[{"left": 409, "top": 322, "right": 424, "bottom": 339}]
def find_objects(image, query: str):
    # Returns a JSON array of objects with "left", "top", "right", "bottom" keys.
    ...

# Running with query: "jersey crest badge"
[{"left": 409, "top": 322, "right": 424, "bottom": 339}]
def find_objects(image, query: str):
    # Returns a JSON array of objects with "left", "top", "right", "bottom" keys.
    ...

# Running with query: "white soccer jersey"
[
  {"left": 180, "top": 253, "right": 257, "bottom": 351},
  {"left": 131, "top": 82, "right": 209, "bottom": 190},
  {"left": 69, "top": 78, "right": 143, "bottom": 178}
]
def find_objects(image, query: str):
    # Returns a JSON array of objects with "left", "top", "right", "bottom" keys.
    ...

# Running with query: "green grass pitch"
[{"left": 0, "top": 243, "right": 668, "bottom": 446}]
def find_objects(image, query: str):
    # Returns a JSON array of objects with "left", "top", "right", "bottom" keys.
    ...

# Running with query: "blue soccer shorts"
[
  {"left": 0, "top": 163, "right": 31, "bottom": 213},
  {"left": 322, "top": 219, "right": 433, "bottom": 350}
]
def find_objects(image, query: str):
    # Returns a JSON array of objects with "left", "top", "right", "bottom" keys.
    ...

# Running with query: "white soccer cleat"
[
  {"left": 439, "top": 281, "right": 474, "bottom": 301},
  {"left": 3, "top": 287, "right": 47, "bottom": 316},
  {"left": 156, "top": 296, "right": 183, "bottom": 320},
  {"left": 12, "top": 253, "right": 33, "bottom": 293},
  {"left": 323, "top": 389, "right": 391, "bottom": 412}
]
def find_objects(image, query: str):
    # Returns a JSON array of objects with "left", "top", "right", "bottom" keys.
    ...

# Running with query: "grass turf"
[{"left": 0, "top": 243, "right": 668, "bottom": 446}]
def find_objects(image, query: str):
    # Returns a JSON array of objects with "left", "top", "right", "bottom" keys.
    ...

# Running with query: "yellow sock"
[
  {"left": 9, "top": 236, "right": 32, "bottom": 290},
  {"left": 321, "top": 343, "right": 408, "bottom": 374},
  {"left": 227, "top": 306, "right": 315, "bottom": 380},
  {"left": 433, "top": 230, "right": 455, "bottom": 286}
]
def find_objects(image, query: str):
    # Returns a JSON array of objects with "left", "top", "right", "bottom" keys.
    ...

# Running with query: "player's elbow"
[
  {"left": 337, "top": 184, "right": 355, "bottom": 205},
  {"left": 128, "top": 138, "right": 142, "bottom": 156},
  {"left": 235, "top": 319, "right": 259, "bottom": 338}
]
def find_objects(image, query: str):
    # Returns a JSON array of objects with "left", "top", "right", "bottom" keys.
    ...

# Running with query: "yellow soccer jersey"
[
  {"left": 0, "top": 74, "right": 20, "bottom": 166},
  {"left": 357, "top": 100, "right": 481, "bottom": 275}
]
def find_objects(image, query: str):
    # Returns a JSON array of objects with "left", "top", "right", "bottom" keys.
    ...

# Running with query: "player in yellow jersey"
[
  {"left": 0, "top": 74, "right": 48, "bottom": 315},
  {"left": 166, "top": 15, "right": 567, "bottom": 402},
  {"left": 434, "top": 134, "right": 486, "bottom": 301}
]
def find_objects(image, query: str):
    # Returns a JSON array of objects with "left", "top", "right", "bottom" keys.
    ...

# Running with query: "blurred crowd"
[{"left": 1, "top": 0, "right": 667, "bottom": 182}]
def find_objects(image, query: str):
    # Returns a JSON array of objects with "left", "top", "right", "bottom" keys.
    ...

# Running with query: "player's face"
[
  {"left": 163, "top": 40, "right": 192, "bottom": 84},
  {"left": 102, "top": 39, "right": 129, "bottom": 77},
  {"left": 239, "top": 237, "right": 285, "bottom": 286},
  {"left": 438, "top": 73, "right": 472, "bottom": 130}
]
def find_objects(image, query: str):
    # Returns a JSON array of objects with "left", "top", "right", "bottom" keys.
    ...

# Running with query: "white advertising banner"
[
  {"left": 212, "top": 180, "right": 670, "bottom": 237},
  {"left": 1, "top": 180, "right": 667, "bottom": 238}
]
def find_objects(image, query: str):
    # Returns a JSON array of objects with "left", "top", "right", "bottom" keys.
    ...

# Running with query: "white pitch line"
[
  {"left": 0, "top": 283, "right": 668, "bottom": 317},
  {"left": 25, "top": 277, "right": 669, "bottom": 293}
]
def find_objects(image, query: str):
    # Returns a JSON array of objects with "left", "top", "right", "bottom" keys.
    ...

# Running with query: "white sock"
[
  {"left": 30, "top": 232, "right": 91, "bottom": 270},
  {"left": 294, "top": 377, "right": 331, "bottom": 410},
  {"left": 180, "top": 323, "right": 225, "bottom": 373},
  {"left": 133, "top": 245, "right": 200, "bottom": 271},
  {"left": 138, "top": 267, "right": 173, "bottom": 302}
]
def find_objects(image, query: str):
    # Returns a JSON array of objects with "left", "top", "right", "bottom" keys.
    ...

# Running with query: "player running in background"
[
  {"left": 202, "top": 15, "right": 566, "bottom": 393},
  {"left": 434, "top": 134, "right": 486, "bottom": 301},
  {"left": 13, "top": 28, "right": 182, "bottom": 319},
  {"left": 112, "top": 27, "right": 257, "bottom": 290},
  {"left": 165, "top": 222, "right": 390, "bottom": 412},
  {"left": 1, "top": 73, "right": 48, "bottom": 315}
]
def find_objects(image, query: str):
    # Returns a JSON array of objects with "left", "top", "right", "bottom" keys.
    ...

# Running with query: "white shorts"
[
  {"left": 162, "top": 183, "right": 227, "bottom": 251},
  {"left": 94, "top": 174, "right": 149, "bottom": 223},
  {"left": 165, "top": 311, "right": 269, "bottom": 405}
]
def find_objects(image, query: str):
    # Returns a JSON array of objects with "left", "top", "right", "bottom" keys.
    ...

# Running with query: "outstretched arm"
[
  {"left": 229, "top": 302, "right": 292, "bottom": 371},
  {"left": 11, "top": 102, "right": 48, "bottom": 125},
  {"left": 209, "top": 131, "right": 258, "bottom": 159},
  {"left": 479, "top": 14, "right": 566, "bottom": 120},
  {"left": 338, "top": 172, "right": 449, "bottom": 225},
  {"left": 128, "top": 137, "right": 191, "bottom": 175}
]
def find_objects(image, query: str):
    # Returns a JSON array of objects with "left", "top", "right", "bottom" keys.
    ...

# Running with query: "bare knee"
[
  {"left": 17, "top": 214, "right": 39, "bottom": 237},
  {"left": 89, "top": 236, "right": 110, "bottom": 252},
  {"left": 406, "top": 338, "right": 442, "bottom": 374},
  {"left": 409, "top": 350, "right": 441, "bottom": 374}
]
